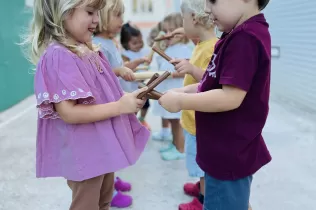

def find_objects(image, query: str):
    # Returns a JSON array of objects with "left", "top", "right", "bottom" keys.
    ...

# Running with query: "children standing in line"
[
  {"left": 92, "top": 0, "right": 150, "bottom": 208},
  {"left": 159, "top": 0, "right": 271, "bottom": 209},
  {"left": 152, "top": 13, "right": 193, "bottom": 161},
  {"left": 168, "top": 0, "right": 217, "bottom": 209},
  {"left": 120, "top": 22, "right": 151, "bottom": 130},
  {"left": 23, "top": 0, "right": 150, "bottom": 210}
]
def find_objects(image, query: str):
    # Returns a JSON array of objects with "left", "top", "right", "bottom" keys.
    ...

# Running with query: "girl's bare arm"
[{"left": 55, "top": 100, "right": 121, "bottom": 124}]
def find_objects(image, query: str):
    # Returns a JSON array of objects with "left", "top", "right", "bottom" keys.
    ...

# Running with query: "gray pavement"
[{"left": 0, "top": 96, "right": 315, "bottom": 210}]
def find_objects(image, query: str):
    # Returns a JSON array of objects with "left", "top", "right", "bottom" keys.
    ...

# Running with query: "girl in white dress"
[{"left": 152, "top": 13, "right": 193, "bottom": 161}]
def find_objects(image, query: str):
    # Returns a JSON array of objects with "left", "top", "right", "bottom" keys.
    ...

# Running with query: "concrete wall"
[
  {"left": 264, "top": 1, "right": 316, "bottom": 113},
  {"left": 0, "top": 1, "right": 33, "bottom": 112}
]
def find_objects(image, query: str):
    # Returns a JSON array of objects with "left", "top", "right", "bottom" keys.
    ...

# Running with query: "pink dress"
[{"left": 35, "top": 42, "right": 150, "bottom": 181}]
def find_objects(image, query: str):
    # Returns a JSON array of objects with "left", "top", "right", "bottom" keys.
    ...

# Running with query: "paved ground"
[{"left": 0, "top": 96, "right": 315, "bottom": 210}]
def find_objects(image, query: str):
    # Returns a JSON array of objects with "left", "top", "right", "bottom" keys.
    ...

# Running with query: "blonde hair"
[
  {"left": 21, "top": 0, "right": 106, "bottom": 65},
  {"left": 180, "top": 0, "right": 214, "bottom": 29},
  {"left": 163, "top": 13, "right": 189, "bottom": 44},
  {"left": 147, "top": 24, "right": 160, "bottom": 47},
  {"left": 95, "top": 0, "right": 125, "bottom": 35}
]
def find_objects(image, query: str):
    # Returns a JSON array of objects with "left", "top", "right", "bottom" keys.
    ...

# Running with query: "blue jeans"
[{"left": 204, "top": 173, "right": 252, "bottom": 210}]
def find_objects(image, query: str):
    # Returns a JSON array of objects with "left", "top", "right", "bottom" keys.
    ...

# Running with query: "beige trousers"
[{"left": 67, "top": 173, "right": 114, "bottom": 210}]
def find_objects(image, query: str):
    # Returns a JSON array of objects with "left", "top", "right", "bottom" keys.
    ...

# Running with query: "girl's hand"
[
  {"left": 159, "top": 91, "right": 182, "bottom": 113},
  {"left": 139, "top": 56, "right": 152, "bottom": 65},
  {"left": 170, "top": 58, "right": 195, "bottom": 75},
  {"left": 118, "top": 67, "right": 136, "bottom": 81},
  {"left": 118, "top": 87, "right": 148, "bottom": 114},
  {"left": 170, "top": 28, "right": 185, "bottom": 38}
]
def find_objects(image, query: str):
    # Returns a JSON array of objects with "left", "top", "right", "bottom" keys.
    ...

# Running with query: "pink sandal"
[{"left": 115, "top": 177, "right": 132, "bottom": 192}]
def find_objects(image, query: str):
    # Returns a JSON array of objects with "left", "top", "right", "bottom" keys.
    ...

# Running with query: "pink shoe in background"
[
  {"left": 183, "top": 181, "right": 200, "bottom": 197},
  {"left": 111, "top": 191, "right": 133, "bottom": 208},
  {"left": 115, "top": 177, "right": 132, "bottom": 192}
]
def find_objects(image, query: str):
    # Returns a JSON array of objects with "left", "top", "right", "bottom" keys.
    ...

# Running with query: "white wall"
[{"left": 264, "top": 1, "right": 316, "bottom": 113}]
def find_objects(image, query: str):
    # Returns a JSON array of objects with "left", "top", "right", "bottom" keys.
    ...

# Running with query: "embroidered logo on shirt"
[{"left": 206, "top": 54, "right": 217, "bottom": 78}]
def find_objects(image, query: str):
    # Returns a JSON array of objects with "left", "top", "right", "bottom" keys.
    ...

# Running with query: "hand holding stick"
[
  {"left": 137, "top": 71, "right": 171, "bottom": 99},
  {"left": 138, "top": 83, "right": 162, "bottom": 100},
  {"left": 154, "top": 31, "right": 184, "bottom": 41}
]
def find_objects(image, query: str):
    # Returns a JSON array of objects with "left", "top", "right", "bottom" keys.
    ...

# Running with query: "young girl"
[
  {"left": 120, "top": 22, "right": 151, "bottom": 130},
  {"left": 147, "top": 23, "right": 173, "bottom": 142},
  {"left": 92, "top": 0, "right": 149, "bottom": 208},
  {"left": 159, "top": 0, "right": 271, "bottom": 209},
  {"left": 92, "top": 0, "right": 149, "bottom": 93},
  {"left": 23, "top": 0, "right": 149, "bottom": 210},
  {"left": 167, "top": 0, "right": 217, "bottom": 209},
  {"left": 152, "top": 13, "right": 192, "bottom": 161}
]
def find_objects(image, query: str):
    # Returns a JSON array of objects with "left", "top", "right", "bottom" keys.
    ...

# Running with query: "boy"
[{"left": 159, "top": 0, "right": 271, "bottom": 209}]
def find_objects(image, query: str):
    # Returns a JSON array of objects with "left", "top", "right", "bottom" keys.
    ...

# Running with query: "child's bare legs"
[
  {"left": 169, "top": 119, "right": 184, "bottom": 153},
  {"left": 200, "top": 177, "right": 205, "bottom": 195},
  {"left": 140, "top": 108, "right": 148, "bottom": 119},
  {"left": 138, "top": 99, "right": 151, "bottom": 130},
  {"left": 152, "top": 118, "right": 172, "bottom": 141},
  {"left": 160, "top": 119, "right": 185, "bottom": 160},
  {"left": 180, "top": 130, "right": 204, "bottom": 209},
  {"left": 67, "top": 173, "right": 114, "bottom": 210},
  {"left": 162, "top": 118, "right": 169, "bottom": 128}
]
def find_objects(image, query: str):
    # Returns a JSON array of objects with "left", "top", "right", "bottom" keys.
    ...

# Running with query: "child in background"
[
  {"left": 159, "top": 0, "right": 271, "bottom": 209},
  {"left": 167, "top": 0, "right": 217, "bottom": 209},
  {"left": 147, "top": 23, "right": 173, "bottom": 141},
  {"left": 152, "top": 13, "right": 192, "bottom": 161},
  {"left": 120, "top": 22, "right": 151, "bottom": 130},
  {"left": 93, "top": 0, "right": 149, "bottom": 93},
  {"left": 23, "top": 0, "right": 150, "bottom": 209},
  {"left": 92, "top": 0, "right": 149, "bottom": 208}
]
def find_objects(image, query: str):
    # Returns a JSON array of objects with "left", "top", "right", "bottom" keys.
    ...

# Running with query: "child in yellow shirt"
[{"left": 169, "top": 0, "right": 217, "bottom": 209}]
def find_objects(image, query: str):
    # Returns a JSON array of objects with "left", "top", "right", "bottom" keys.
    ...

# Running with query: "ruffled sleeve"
[{"left": 35, "top": 46, "right": 95, "bottom": 119}]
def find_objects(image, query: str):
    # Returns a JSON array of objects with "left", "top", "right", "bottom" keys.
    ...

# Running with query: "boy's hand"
[
  {"left": 159, "top": 91, "right": 182, "bottom": 113},
  {"left": 169, "top": 87, "right": 186, "bottom": 93},
  {"left": 170, "top": 58, "right": 195, "bottom": 75},
  {"left": 118, "top": 67, "right": 136, "bottom": 81}
]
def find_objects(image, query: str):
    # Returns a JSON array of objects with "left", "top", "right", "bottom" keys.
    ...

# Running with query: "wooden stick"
[
  {"left": 152, "top": 46, "right": 173, "bottom": 62},
  {"left": 137, "top": 71, "right": 171, "bottom": 99},
  {"left": 133, "top": 71, "right": 172, "bottom": 80},
  {"left": 146, "top": 73, "right": 160, "bottom": 85},
  {"left": 146, "top": 92, "right": 159, "bottom": 100},
  {"left": 138, "top": 82, "right": 162, "bottom": 99},
  {"left": 154, "top": 32, "right": 183, "bottom": 41},
  {"left": 152, "top": 46, "right": 180, "bottom": 66},
  {"left": 154, "top": 34, "right": 173, "bottom": 41},
  {"left": 135, "top": 66, "right": 150, "bottom": 71}
]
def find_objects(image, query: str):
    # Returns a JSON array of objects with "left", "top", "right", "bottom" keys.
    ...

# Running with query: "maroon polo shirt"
[{"left": 196, "top": 14, "right": 272, "bottom": 180}]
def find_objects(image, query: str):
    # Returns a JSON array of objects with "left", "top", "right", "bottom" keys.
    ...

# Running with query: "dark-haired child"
[{"left": 120, "top": 22, "right": 151, "bottom": 130}]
